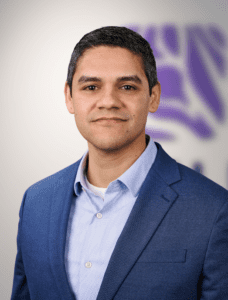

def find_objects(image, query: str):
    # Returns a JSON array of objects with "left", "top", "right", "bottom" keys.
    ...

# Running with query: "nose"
[{"left": 97, "top": 86, "right": 121, "bottom": 110}]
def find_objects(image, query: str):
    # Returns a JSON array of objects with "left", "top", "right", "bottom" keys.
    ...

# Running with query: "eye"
[
  {"left": 122, "top": 85, "right": 136, "bottom": 91},
  {"left": 84, "top": 85, "right": 97, "bottom": 91}
]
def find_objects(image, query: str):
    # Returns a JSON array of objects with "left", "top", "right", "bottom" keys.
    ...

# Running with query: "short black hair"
[{"left": 67, "top": 26, "right": 158, "bottom": 96}]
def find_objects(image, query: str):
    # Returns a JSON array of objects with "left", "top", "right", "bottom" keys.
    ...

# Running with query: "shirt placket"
[{"left": 78, "top": 187, "right": 106, "bottom": 298}]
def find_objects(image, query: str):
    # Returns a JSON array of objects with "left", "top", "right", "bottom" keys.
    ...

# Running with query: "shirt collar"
[
  {"left": 116, "top": 134, "right": 157, "bottom": 197},
  {"left": 75, "top": 150, "right": 89, "bottom": 196},
  {"left": 74, "top": 135, "right": 157, "bottom": 197}
]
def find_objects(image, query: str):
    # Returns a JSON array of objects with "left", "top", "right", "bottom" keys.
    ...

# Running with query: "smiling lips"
[
  {"left": 97, "top": 118, "right": 126, "bottom": 121},
  {"left": 93, "top": 117, "right": 128, "bottom": 122}
]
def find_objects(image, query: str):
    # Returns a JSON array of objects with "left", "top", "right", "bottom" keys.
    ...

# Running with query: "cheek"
[
  {"left": 74, "top": 111, "right": 85, "bottom": 127},
  {"left": 73, "top": 102, "right": 92, "bottom": 134},
  {"left": 73, "top": 100, "right": 87, "bottom": 118},
  {"left": 133, "top": 102, "right": 150, "bottom": 124},
  {"left": 73, "top": 104, "right": 85, "bottom": 127},
  {"left": 74, "top": 113, "right": 89, "bottom": 139}
]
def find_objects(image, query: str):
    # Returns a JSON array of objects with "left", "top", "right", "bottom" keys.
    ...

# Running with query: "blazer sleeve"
[
  {"left": 11, "top": 191, "right": 31, "bottom": 300},
  {"left": 201, "top": 200, "right": 228, "bottom": 299}
]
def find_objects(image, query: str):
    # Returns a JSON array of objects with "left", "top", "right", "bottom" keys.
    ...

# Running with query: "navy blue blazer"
[{"left": 11, "top": 143, "right": 228, "bottom": 300}]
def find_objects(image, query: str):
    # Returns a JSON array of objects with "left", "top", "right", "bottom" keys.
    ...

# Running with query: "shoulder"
[
  {"left": 19, "top": 160, "right": 81, "bottom": 217},
  {"left": 177, "top": 162, "right": 227, "bottom": 194},
  {"left": 25, "top": 160, "right": 81, "bottom": 197},
  {"left": 175, "top": 162, "right": 228, "bottom": 208},
  {"left": 155, "top": 142, "right": 228, "bottom": 202}
]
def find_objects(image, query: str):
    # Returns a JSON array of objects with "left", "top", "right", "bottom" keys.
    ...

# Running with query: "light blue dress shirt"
[{"left": 64, "top": 135, "right": 157, "bottom": 300}]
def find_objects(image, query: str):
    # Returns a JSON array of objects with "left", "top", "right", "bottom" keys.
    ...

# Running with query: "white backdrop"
[{"left": 1, "top": 0, "right": 227, "bottom": 298}]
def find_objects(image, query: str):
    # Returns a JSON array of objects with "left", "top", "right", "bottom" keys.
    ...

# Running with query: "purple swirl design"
[
  {"left": 150, "top": 105, "right": 214, "bottom": 138},
  {"left": 126, "top": 23, "right": 226, "bottom": 141}
]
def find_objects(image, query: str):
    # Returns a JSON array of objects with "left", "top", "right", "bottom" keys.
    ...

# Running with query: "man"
[{"left": 11, "top": 26, "right": 228, "bottom": 300}]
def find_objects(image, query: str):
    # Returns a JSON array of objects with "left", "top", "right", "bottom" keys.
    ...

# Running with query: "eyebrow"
[
  {"left": 78, "top": 75, "right": 142, "bottom": 84},
  {"left": 116, "top": 75, "right": 142, "bottom": 84},
  {"left": 78, "top": 76, "right": 102, "bottom": 83}
]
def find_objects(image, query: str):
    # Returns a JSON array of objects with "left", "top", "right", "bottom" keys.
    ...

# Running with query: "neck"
[{"left": 86, "top": 134, "right": 147, "bottom": 188}]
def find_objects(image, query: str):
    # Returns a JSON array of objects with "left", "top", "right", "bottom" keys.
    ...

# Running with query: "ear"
[
  {"left": 64, "top": 82, "right": 75, "bottom": 114},
  {"left": 149, "top": 82, "right": 161, "bottom": 113}
]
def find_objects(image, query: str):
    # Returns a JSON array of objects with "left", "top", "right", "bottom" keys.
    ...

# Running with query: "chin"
[{"left": 89, "top": 136, "right": 131, "bottom": 152}]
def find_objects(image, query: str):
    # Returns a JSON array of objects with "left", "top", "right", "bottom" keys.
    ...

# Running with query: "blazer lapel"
[
  {"left": 97, "top": 143, "right": 181, "bottom": 300},
  {"left": 49, "top": 161, "right": 81, "bottom": 300}
]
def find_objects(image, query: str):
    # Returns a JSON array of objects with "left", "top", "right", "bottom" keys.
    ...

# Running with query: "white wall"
[{"left": 1, "top": 0, "right": 227, "bottom": 298}]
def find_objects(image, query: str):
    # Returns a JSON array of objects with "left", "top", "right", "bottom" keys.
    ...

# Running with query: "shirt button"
[
  {"left": 85, "top": 261, "right": 92, "bottom": 268},
  {"left": 96, "top": 213, "right": 102, "bottom": 219},
  {"left": 82, "top": 187, "right": 85, "bottom": 192}
]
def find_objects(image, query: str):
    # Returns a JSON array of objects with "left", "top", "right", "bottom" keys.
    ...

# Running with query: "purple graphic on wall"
[{"left": 126, "top": 24, "right": 227, "bottom": 141}]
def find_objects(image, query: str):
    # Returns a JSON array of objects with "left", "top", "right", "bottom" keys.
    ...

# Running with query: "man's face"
[{"left": 65, "top": 46, "right": 160, "bottom": 152}]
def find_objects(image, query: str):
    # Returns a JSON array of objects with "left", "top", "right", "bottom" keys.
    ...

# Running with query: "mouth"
[
  {"left": 92, "top": 118, "right": 128, "bottom": 126},
  {"left": 94, "top": 117, "right": 128, "bottom": 122},
  {"left": 96, "top": 118, "right": 127, "bottom": 124},
  {"left": 96, "top": 118, "right": 126, "bottom": 121}
]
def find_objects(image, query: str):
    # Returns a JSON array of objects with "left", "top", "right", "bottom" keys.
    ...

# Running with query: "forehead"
[{"left": 74, "top": 46, "right": 146, "bottom": 79}]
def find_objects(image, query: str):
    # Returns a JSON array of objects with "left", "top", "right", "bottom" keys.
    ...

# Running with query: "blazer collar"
[
  {"left": 153, "top": 142, "right": 181, "bottom": 186},
  {"left": 97, "top": 142, "right": 181, "bottom": 300},
  {"left": 49, "top": 160, "right": 81, "bottom": 300}
]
